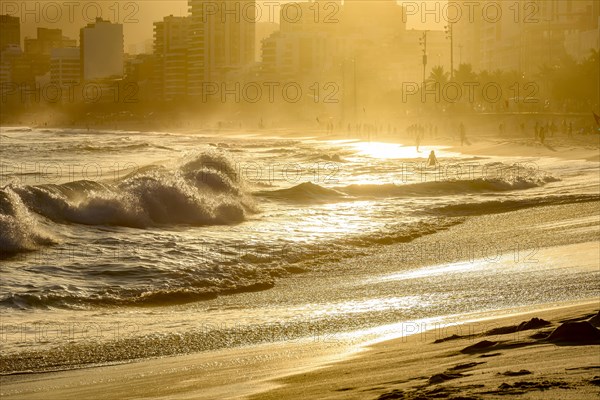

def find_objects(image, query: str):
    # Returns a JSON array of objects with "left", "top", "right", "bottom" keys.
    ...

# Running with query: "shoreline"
[
  {"left": 2, "top": 123, "right": 599, "bottom": 163},
  {"left": 1, "top": 299, "right": 598, "bottom": 399},
  {"left": 251, "top": 300, "right": 600, "bottom": 400}
]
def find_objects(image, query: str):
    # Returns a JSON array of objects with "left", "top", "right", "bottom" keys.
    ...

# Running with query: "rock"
[
  {"left": 547, "top": 321, "right": 600, "bottom": 344},
  {"left": 377, "top": 389, "right": 405, "bottom": 399},
  {"left": 448, "top": 362, "right": 484, "bottom": 371},
  {"left": 500, "top": 369, "right": 532, "bottom": 376},
  {"left": 517, "top": 317, "right": 551, "bottom": 331},
  {"left": 588, "top": 311, "right": 600, "bottom": 327},
  {"left": 461, "top": 340, "right": 497, "bottom": 353},
  {"left": 434, "top": 334, "right": 463, "bottom": 344},
  {"left": 428, "top": 373, "right": 464, "bottom": 384}
]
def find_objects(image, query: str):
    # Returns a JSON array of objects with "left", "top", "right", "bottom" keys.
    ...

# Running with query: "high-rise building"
[
  {"left": 187, "top": 0, "right": 256, "bottom": 97},
  {"left": 256, "top": 22, "right": 278, "bottom": 61},
  {"left": 49, "top": 47, "right": 81, "bottom": 103},
  {"left": 50, "top": 47, "right": 80, "bottom": 86},
  {"left": 341, "top": 0, "right": 405, "bottom": 39},
  {"left": 25, "top": 28, "right": 76, "bottom": 56},
  {"left": 261, "top": 1, "right": 410, "bottom": 85},
  {"left": 261, "top": 30, "right": 334, "bottom": 80},
  {"left": 0, "top": 15, "right": 20, "bottom": 50},
  {"left": 154, "top": 15, "right": 190, "bottom": 101},
  {"left": 0, "top": 15, "right": 22, "bottom": 89},
  {"left": 24, "top": 28, "right": 77, "bottom": 79},
  {"left": 450, "top": 0, "right": 600, "bottom": 75},
  {"left": 0, "top": 45, "right": 23, "bottom": 85},
  {"left": 261, "top": 1, "right": 341, "bottom": 81},
  {"left": 80, "top": 18, "right": 124, "bottom": 81}
]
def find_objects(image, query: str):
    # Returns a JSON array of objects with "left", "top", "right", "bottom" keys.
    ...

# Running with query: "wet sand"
[
  {"left": 2, "top": 301, "right": 598, "bottom": 399},
  {"left": 252, "top": 301, "right": 600, "bottom": 400}
]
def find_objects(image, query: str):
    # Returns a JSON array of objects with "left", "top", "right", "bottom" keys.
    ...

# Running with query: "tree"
[
  {"left": 453, "top": 63, "right": 477, "bottom": 84},
  {"left": 426, "top": 66, "right": 449, "bottom": 89}
]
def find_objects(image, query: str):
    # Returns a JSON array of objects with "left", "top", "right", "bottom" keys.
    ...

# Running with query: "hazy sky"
[{"left": 9, "top": 0, "right": 446, "bottom": 50}]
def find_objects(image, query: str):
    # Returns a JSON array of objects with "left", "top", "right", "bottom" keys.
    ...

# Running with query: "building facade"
[
  {"left": 187, "top": 0, "right": 256, "bottom": 97},
  {"left": 80, "top": 18, "right": 124, "bottom": 81},
  {"left": 154, "top": 15, "right": 190, "bottom": 101},
  {"left": 0, "top": 14, "right": 20, "bottom": 50},
  {"left": 50, "top": 47, "right": 81, "bottom": 86},
  {"left": 450, "top": 0, "right": 600, "bottom": 75}
]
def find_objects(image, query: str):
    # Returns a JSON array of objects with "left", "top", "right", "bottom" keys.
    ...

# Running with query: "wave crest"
[
  {"left": 0, "top": 188, "right": 56, "bottom": 257},
  {"left": 1, "top": 151, "right": 254, "bottom": 247},
  {"left": 257, "top": 175, "right": 560, "bottom": 203}
]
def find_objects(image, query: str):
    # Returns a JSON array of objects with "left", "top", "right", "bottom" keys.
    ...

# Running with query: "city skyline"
[
  {"left": 4, "top": 0, "right": 451, "bottom": 52},
  {"left": 1, "top": 0, "right": 598, "bottom": 123}
]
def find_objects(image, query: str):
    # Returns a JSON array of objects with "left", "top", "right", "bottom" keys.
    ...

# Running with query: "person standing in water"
[
  {"left": 539, "top": 126, "right": 546, "bottom": 144},
  {"left": 459, "top": 123, "right": 467, "bottom": 146},
  {"left": 568, "top": 121, "right": 573, "bottom": 137},
  {"left": 427, "top": 150, "right": 438, "bottom": 167}
]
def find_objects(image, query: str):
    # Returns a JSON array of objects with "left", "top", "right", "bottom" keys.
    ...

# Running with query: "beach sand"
[
  {"left": 251, "top": 301, "right": 600, "bottom": 400},
  {"left": 2, "top": 301, "right": 598, "bottom": 399}
]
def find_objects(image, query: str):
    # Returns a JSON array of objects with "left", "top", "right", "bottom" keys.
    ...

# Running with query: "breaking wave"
[
  {"left": 0, "top": 215, "right": 461, "bottom": 309},
  {"left": 0, "top": 188, "right": 56, "bottom": 257},
  {"left": 258, "top": 175, "right": 560, "bottom": 203},
  {"left": 0, "top": 151, "right": 255, "bottom": 253}
]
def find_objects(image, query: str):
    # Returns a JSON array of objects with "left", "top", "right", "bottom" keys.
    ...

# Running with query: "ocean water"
[{"left": 1, "top": 127, "right": 599, "bottom": 373}]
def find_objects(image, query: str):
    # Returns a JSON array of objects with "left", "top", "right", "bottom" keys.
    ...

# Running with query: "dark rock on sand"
[
  {"left": 377, "top": 384, "right": 483, "bottom": 399},
  {"left": 478, "top": 352, "right": 501, "bottom": 358},
  {"left": 500, "top": 369, "right": 532, "bottom": 376},
  {"left": 485, "top": 318, "right": 551, "bottom": 336},
  {"left": 517, "top": 317, "right": 551, "bottom": 331},
  {"left": 511, "top": 380, "right": 570, "bottom": 389},
  {"left": 433, "top": 334, "right": 464, "bottom": 344},
  {"left": 547, "top": 321, "right": 600, "bottom": 344},
  {"left": 449, "top": 397, "right": 481, "bottom": 400},
  {"left": 428, "top": 372, "right": 465, "bottom": 384},
  {"left": 488, "top": 380, "right": 570, "bottom": 395},
  {"left": 529, "top": 331, "right": 551, "bottom": 340},
  {"left": 461, "top": 340, "right": 497, "bottom": 353},
  {"left": 588, "top": 311, "right": 600, "bottom": 327},
  {"left": 485, "top": 326, "right": 518, "bottom": 335},
  {"left": 377, "top": 389, "right": 405, "bottom": 399},
  {"left": 448, "top": 362, "right": 485, "bottom": 371},
  {"left": 334, "top": 387, "right": 354, "bottom": 392}
]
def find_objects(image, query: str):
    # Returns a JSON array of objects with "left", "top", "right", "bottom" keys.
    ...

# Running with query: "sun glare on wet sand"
[{"left": 352, "top": 141, "right": 417, "bottom": 159}]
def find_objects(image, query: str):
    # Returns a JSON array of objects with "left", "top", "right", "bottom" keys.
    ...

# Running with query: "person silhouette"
[
  {"left": 427, "top": 150, "right": 438, "bottom": 167},
  {"left": 459, "top": 123, "right": 467, "bottom": 146}
]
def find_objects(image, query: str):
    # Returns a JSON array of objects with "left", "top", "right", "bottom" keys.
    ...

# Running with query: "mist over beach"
[{"left": 1, "top": 1, "right": 599, "bottom": 399}]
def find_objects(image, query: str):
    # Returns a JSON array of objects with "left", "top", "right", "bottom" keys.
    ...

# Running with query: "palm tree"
[
  {"left": 426, "top": 66, "right": 449, "bottom": 90},
  {"left": 453, "top": 63, "right": 477, "bottom": 84}
]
